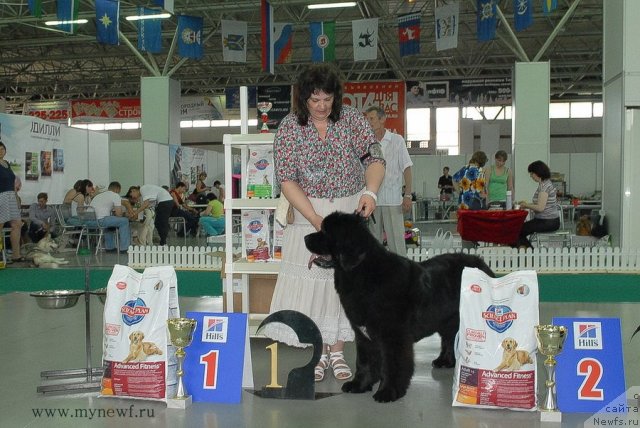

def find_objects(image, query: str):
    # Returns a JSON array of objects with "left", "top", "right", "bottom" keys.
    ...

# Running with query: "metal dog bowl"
[
  {"left": 91, "top": 287, "right": 107, "bottom": 304},
  {"left": 30, "top": 290, "right": 84, "bottom": 309}
]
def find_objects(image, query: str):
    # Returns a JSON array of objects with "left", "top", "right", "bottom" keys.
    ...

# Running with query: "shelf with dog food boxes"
[{"left": 223, "top": 133, "right": 282, "bottom": 315}]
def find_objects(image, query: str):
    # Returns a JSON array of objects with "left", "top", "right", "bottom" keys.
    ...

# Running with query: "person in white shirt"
[
  {"left": 365, "top": 106, "right": 413, "bottom": 256},
  {"left": 128, "top": 184, "right": 174, "bottom": 246},
  {"left": 89, "top": 181, "right": 130, "bottom": 252}
]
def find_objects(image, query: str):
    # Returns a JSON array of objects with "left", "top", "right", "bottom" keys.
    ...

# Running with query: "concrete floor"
[{"left": 2, "top": 289, "right": 639, "bottom": 428}]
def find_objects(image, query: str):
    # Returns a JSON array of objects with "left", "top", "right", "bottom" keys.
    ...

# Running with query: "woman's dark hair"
[
  {"left": 494, "top": 150, "right": 508, "bottom": 162},
  {"left": 79, "top": 179, "right": 93, "bottom": 195},
  {"left": 73, "top": 179, "right": 83, "bottom": 192},
  {"left": 125, "top": 186, "right": 139, "bottom": 199},
  {"left": 175, "top": 181, "right": 186, "bottom": 189},
  {"left": 527, "top": 160, "right": 551, "bottom": 180},
  {"left": 206, "top": 192, "right": 217, "bottom": 201},
  {"left": 469, "top": 151, "right": 488, "bottom": 167},
  {"left": 294, "top": 63, "right": 343, "bottom": 126},
  {"left": 0, "top": 142, "right": 6, "bottom": 150}
]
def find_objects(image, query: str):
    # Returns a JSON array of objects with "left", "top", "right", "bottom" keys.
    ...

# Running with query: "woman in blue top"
[{"left": 453, "top": 151, "right": 488, "bottom": 210}]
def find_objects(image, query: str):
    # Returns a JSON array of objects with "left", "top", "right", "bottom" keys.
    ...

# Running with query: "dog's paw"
[
  {"left": 341, "top": 380, "right": 372, "bottom": 394},
  {"left": 373, "top": 386, "right": 406, "bottom": 403},
  {"left": 431, "top": 357, "right": 455, "bottom": 368}
]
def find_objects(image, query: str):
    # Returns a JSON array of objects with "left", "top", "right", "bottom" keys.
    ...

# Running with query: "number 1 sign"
[
  {"left": 553, "top": 317, "right": 626, "bottom": 413},
  {"left": 182, "top": 312, "right": 252, "bottom": 404}
]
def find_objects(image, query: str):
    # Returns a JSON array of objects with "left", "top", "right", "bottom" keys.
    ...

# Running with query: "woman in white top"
[{"left": 128, "top": 184, "right": 173, "bottom": 246}]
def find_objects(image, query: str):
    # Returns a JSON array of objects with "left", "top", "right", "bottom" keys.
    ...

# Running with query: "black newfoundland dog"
[{"left": 304, "top": 211, "right": 495, "bottom": 402}]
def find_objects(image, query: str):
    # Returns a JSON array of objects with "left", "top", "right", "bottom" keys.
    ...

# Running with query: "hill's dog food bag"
[
  {"left": 272, "top": 219, "right": 284, "bottom": 261},
  {"left": 242, "top": 210, "right": 271, "bottom": 262},
  {"left": 246, "top": 145, "right": 274, "bottom": 198},
  {"left": 452, "top": 268, "right": 539, "bottom": 411},
  {"left": 100, "top": 265, "right": 180, "bottom": 401}
]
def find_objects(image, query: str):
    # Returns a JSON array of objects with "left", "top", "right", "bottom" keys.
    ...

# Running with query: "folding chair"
[{"left": 77, "top": 206, "right": 120, "bottom": 255}]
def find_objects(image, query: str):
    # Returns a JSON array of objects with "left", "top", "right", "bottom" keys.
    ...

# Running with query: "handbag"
[{"left": 275, "top": 195, "right": 294, "bottom": 227}]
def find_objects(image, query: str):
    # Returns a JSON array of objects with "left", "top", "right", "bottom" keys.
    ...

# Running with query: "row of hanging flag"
[{"left": 28, "top": 0, "right": 559, "bottom": 64}]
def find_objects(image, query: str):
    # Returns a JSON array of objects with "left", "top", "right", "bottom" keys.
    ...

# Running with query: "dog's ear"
[
  {"left": 337, "top": 251, "right": 366, "bottom": 271},
  {"left": 513, "top": 339, "right": 518, "bottom": 348}
]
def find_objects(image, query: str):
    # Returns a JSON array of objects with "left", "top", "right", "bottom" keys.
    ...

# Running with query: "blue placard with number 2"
[
  {"left": 553, "top": 317, "right": 626, "bottom": 413},
  {"left": 183, "top": 312, "right": 248, "bottom": 404}
]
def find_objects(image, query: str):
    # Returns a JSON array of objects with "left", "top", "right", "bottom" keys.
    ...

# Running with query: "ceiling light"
[
  {"left": 307, "top": 2, "right": 357, "bottom": 10},
  {"left": 125, "top": 13, "right": 171, "bottom": 21},
  {"left": 44, "top": 19, "right": 88, "bottom": 26}
]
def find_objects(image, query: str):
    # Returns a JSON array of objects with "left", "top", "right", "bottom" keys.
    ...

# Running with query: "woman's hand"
[
  {"left": 310, "top": 213, "right": 323, "bottom": 231},
  {"left": 357, "top": 194, "right": 377, "bottom": 218}
]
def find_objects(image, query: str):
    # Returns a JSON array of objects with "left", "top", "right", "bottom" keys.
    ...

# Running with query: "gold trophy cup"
[
  {"left": 167, "top": 318, "right": 197, "bottom": 409},
  {"left": 257, "top": 101, "right": 273, "bottom": 133},
  {"left": 535, "top": 324, "right": 568, "bottom": 421}
]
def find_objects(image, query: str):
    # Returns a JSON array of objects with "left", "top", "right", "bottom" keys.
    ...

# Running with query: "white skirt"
[{"left": 262, "top": 192, "right": 363, "bottom": 348}]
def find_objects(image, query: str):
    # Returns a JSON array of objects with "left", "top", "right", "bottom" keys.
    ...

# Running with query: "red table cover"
[{"left": 456, "top": 209, "right": 528, "bottom": 244}]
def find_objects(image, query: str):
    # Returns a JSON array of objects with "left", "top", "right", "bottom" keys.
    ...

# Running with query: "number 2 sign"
[{"left": 553, "top": 317, "right": 626, "bottom": 413}]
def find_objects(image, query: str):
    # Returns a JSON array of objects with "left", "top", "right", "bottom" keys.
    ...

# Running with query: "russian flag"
[
  {"left": 273, "top": 23, "right": 293, "bottom": 64},
  {"left": 261, "top": 0, "right": 274, "bottom": 74}
]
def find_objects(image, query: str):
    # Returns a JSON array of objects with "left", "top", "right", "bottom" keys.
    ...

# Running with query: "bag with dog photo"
[
  {"left": 452, "top": 268, "right": 539, "bottom": 411},
  {"left": 100, "top": 264, "right": 180, "bottom": 401}
]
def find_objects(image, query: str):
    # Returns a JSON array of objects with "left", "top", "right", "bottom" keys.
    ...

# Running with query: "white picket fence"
[{"left": 127, "top": 245, "right": 640, "bottom": 275}]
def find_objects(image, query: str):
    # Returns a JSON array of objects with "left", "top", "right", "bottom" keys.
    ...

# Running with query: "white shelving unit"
[{"left": 223, "top": 133, "right": 280, "bottom": 313}]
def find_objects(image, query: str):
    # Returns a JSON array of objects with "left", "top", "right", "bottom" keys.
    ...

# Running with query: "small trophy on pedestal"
[
  {"left": 535, "top": 324, "right": 567, "bottom": 422},
  {"left": 167, "top": 318, "right": 197, "bottom": 409},
  {"left": 257, "top": 101, "right": 273, "bottom": 133}
]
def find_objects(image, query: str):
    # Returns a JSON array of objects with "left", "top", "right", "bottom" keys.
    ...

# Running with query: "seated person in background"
[
  {"left": 453, "top": 151, "right": 488, "bottom": 210},
  {"left": 122, "top": 187, "right": 154, "bottom": 246},
  {"left": 89, "top": 181, "right": 131, "bottom": 252},
  {"left": 212, "top": 180, "right": 225, "bottom": 201},
  {"left": 438, "top": 166, "right": 454, "bottom": 200},
  {"left": 63, "top": 179, "right": 94, "bottom": 220},
  {"left": 513, "top": 160, "right": 560, "bottom": 249},
  {"left": 28, "top": 192, "right": 56, "bottom": 242},
  {"left": 199, "top": 192, "right": 225, "bottom": 236},
  {"left": 169, "top": 182, "right": 199, "bottom": 237},
  {"left": 189, "top": 172, "right": 210, "bottom": 205}
]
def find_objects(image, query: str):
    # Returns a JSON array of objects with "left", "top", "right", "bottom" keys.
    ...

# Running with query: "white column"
[
  {"left": 511, "top": 62, "right": 550, "bottom": 204},
  {"left": 603, "top": 0, "right": 640, "bottom": 248},
  {"left": 141, "top": 77, "right": 181, "bottom": 145}
]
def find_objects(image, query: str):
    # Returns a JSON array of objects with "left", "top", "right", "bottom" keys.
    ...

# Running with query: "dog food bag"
[
  {"left": 246, "top": 145, "right": 274, "bottom": 198},
  {"left": 100, "top": 264, "right": 180, "bottom": 401},
  {"left": 272, "top": 219, "right": 284, "bottom": 261},
  {"left": 452, "top": 268, "right": 539, "bottom": 411},
  {"left": 242, "top": 210, "right": 271, "bottom": 262}
]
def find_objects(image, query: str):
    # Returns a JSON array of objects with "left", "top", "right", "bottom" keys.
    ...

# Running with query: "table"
[
  {"left": 560, "top": 201, "right": 601, "bottom": 222},
  {"left": 457, "top": 209, "right": 528, "bottom": 245}
]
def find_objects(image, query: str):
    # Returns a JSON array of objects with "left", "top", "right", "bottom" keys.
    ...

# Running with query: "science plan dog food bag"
[
  {"left": 452, "top": 268, "right": 539, "bottom": 411},
  {"left": 242, "top": 210, "right": 271, "bottom": 262},
  {"left": 100, "top": 265, "right": 180, "bottom": 401},
  {"left": 246, "top": 145, "right": 274, "bottom": 198}
]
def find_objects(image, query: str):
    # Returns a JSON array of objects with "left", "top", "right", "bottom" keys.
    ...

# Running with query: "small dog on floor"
[{"left": 23, "top": 234, "right": 69, "bottom": 268}]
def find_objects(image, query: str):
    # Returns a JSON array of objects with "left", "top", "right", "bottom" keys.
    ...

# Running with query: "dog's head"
[
  {"left": 304, "top": 211, "right": 370, "bottom": 271},
  {"left": 129, "top": 331, "right": 145, "bottom": 344},
  {"left": 36, "top": 234, "right": 58, "bottom": 252},
  {"left": 502, "top": 337, "right": 518, "bottom": 352}
]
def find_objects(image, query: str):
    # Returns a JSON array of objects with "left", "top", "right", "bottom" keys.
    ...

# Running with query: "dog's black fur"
[{"left": 304, "top": 211, "right": 495, "bottom": 402}]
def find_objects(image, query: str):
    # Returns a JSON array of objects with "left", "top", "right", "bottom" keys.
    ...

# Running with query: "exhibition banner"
[
  {"left": 343, "top": 81, "right": 405, "bottom": 137},
  {"left": 70, "top": 98, "right": 141, "bottom": 122},
  {"left": 23, "top": 100, "right": 70, "bottom": 122},
  {"left": 169, "top": 145, "right": 207, "bottom": 190}
]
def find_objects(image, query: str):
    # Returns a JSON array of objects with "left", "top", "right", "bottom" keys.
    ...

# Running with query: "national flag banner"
[
  {"left": 274, "top": 23, "right": 293, "bottom": 64},
  {"left": 514, "top": 0, "right": 533, "bottom": 31},
  {"left": 28, "top": 0, "right": 42, "bottom": 18},
  {"left": 477, "top": 0, "right": 497, "bottom": 42},
  {"left": 153, "top": 0, "right": 174, "bottom": 14},
  {"left": 221, "top": 20, "right": 247, "bottom": 63},
  {"left": 137, "top": 7, "right": 162, "bottom": 53},
  {"left": 96, "top": 0, "right": 120, "bottom": 45},
  {"left": 56, "top": 0, "right": 80, "bottom": 33},
  {"left": 435, "top": 1, "right": 459, "bottom": 51},
  {"left": 261, "top": 0, "right": 274, "bottom": 73},
  {"left": 352, "top": 18, "right": 378, "bottom": 61},
  {"left": 178, "top": 15, "right": 204, "bottom": 60},
  {"left": 310, "top": 21, "right": 335, "bottom": 63},
  {"left": 398, "top": 12, "right": 421, "bottom": 57},
  {"left": 542, "top": 0, "right": 558, "bottom": 15}
]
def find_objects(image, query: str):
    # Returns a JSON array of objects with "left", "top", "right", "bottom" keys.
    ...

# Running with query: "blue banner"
[
  {"left": 137, "top": 7, "right": 162, "bottom": 53},
  {"left": 398, "top": 12, "right": 421, "bottom": 57},
  {"left": 183, "top": 312, "right": 248, "bottom": 404},
  {"left": 56, "top": 0, "right": 79, "bottom": 33},
  {"left": 96, "top": 0, "right": 120, "bottom": 45},
  {"left": 514, "top": 0, "right": 533, "bottom": 32},
  {"left": 178, "top": 15, "right": 204, "bottom": 60},
  {"left": 543, "top": 0, "right": 558, "bottom": 15},
  {"left": 477, "top": 0, "right": 497, "bottom": 42}
]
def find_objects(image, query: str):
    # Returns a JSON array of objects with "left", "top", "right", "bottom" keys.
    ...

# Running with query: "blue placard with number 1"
[
  {"left": 183, "top": 312, "right": 248, "bottom": 404},
  {"left": 553, "top": 317, "right": 626, "bottom": 413}
]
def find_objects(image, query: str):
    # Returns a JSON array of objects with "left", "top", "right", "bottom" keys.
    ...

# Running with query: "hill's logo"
[
  {"left": 248, "top": 220, "right": 263, "bottom": 233},
  {"left": 254, "top": 159, "right": 269, "bottom": 170},
  {"left": 120, "top": 298, "right": 150, "bottom": 326},
  {"left": 202, "top": 316, "right": 228, "bottom": 343},
  {"left": 482, "top": 305, "right": 517, "bottom": 333},
  {"left": 573, "top": 322, "right": 602, "bottom": 350}
]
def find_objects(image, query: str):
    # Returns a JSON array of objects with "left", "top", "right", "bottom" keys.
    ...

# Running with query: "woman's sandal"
[
  {"left": 315, "top": 354, "right": 329, "bottom": 382},
  {"left": 329, "top": 351, "right": 352, "bottom": 380}
]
